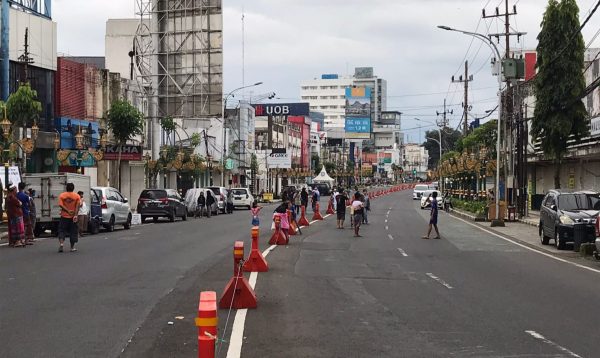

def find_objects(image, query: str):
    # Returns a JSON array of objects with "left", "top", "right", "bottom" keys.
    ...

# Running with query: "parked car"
[
  {"left": 208, "top": 186, "right": 229, "bottom": 214},
  {"left": 183, "top": 188, "right": 219, "bottom": 216},
  {"left": 308, "top": 182, "right": 331, "bottom": 196},
  {"left": 87, "top": 188, "right": 103, "bottom": 235},
  {"left": 539, "top": 190, "right": 600, "bottom": 250},
  {"left": 595, "top": 217, "right": 600, "bottom": 259},
  {"left": 413, "top": 184, "right": 429, "bottom": 200},
  {"left": 420, "top": 190, "right": 443, "bottom": 209},
  {"left": 137, "top": 188, "right": 188, "bottom": 223},
  {"left": 230, "top": 188, "right": 254, "bottom": 209},
  {"left": 92, "top": 186, "right": 133, "bottom": 232}
]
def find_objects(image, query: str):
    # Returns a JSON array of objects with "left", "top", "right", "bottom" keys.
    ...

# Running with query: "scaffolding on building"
[{"left": 133, "top": 0, "right": 223, "bottom": 146}]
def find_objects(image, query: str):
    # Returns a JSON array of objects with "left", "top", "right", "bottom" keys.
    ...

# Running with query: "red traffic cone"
[
  {"left": 326, "top": 199, "right": 335, "bottom": 215},
  {"left": 287, "top": 210, "right": 297, "bottom": 236},
  {"left": 298, "top": 205, "right": 310, "bottom": 227},
  {"left": 219, "top": 241, "right": 257, "bottom": 309},
  {"left": 243, "top": 226, "right": 268, "bottom": 272},
  {"left": 312, "top": 202, "right": 324, "bottom": 221},
  {"left": 269, "top": 215, "right": 287, "bottom": 245}
]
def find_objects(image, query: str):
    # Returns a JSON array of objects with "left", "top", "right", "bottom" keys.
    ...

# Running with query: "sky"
[{"left": 52, "top": 0, "right": 600, "bottom": 144}]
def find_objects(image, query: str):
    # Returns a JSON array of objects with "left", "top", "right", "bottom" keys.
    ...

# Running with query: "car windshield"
[
  {"left": 232, "top": 189, "right": 247, "bottom": 195},
  {"left": 415, "top": 185, "right": 428, "bottom": 191},
  {"left": 557, "top": 194, "right": 595, "bottom": 211},
  {"left": 140, "top": 190, "right": 166, "bottom": 199}
]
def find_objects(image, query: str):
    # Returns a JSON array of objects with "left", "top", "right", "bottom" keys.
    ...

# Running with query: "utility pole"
[
  {"left": 483, "top": 1, "right": 525, "bottom": 215},
  {"left": 451, "top": 61, "right": 473, "bottom": 135},
  {"left": 18, "top": 27, "right": 34, "bottom": 84},
  {"left": 436, "top": 99, "right": 453, "bottom": 128}
]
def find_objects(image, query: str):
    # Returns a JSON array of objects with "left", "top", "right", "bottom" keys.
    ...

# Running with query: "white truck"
[{"left": 23, "top": 173, "right": 92, "bottom": 237}]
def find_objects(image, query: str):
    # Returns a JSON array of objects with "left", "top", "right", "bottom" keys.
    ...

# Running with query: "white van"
[{"left": 183, "top": 188, "right": 219, "bottom": 216}]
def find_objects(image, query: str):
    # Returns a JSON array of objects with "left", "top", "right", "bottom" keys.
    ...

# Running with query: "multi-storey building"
[
  {"left": 403, "top": 143, "right": 429, "bottom": 178},
  {"left": 300, "top": 74, "right": 353, "bottom": 130}
]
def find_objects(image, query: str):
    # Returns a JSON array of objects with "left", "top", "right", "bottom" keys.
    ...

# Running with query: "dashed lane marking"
[
  {"left": 385, "top": 219, "right": 388, "bottom": 223},
  {"left": 387, "top": 234, "right": 394, "bottom": 241},
  {"left": 397, "top": 248, "right": 408, "bottom": 257},
  {"left": 385, "top": 226, "right": 389, "bottom": 231},
  {"left": 426, "top": 273, "right": 453, "bottom": 289},
  {"left": 525, "top": 330, "right": 582, "bottom": 358}
]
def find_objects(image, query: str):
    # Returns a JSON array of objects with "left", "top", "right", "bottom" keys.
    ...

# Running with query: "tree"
[
  {"left": 107, "top": 100, "right": 144, "bottom": 190},
  {"left": 6, "top": 83, "right": 42, "bottom": 129},
  {"left": 460, "top": 120, "right": 497, "bottom": 157},
  {"left": 532, "top": 0, "right": 588, "bottom": 188},
  {"left": 311, "top": 154, "right": 321, "bottom": 175},
  {"left": 421, "top": 127, "right": 462, "bottom": 169}
]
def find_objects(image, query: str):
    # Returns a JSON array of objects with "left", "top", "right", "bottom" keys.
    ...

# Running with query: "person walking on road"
[
  {"left": 294, "top": 189, "right": 302, "bottom": 215},
  {"left": 251, "top": 201, "right": 262, "bottom": 226},
  {"left": 205, "top": 191, "right": 215, "bottom": 218},
  {"left": 422, "top": 191, "right": 441, "bottom": 240},
  {"left": 351, "top": 193, "right": 365, "bottom": 237},
  {"left": 362, "top": 189, "right": 370, "bottom": 225},
  {"left": 311, "top": 188, "right": 320, "bottom": 212},
  {"left": 196, "top": 192, "right": 206, "bottom": 218},
  {"left": 300, "top": 187, "right": 309, "bottom": 210},
  {"left": 58, "top": 183, "right": 80, "bottom": 252},
  {"left": 77, "top": 191, "right": 89, "bottom": 236},
  {"left": 7, "top": 184, "right": 25, "bottom": 247},
  {"left": 335, "top": 188, "right": 348, "bottom": 229},
  {"left": 17, "top": 182, "right": 34, "bottom": 245}
]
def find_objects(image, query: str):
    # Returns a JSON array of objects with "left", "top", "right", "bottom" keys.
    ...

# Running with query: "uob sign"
[{"left": 253, "top": 103, "right": 310, "bottom": 117}]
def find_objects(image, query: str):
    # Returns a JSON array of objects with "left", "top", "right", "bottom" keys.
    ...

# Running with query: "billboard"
[
  {"left": 345, "top": 87, "right": 371, "bottom": 139},
  {"left": 103, "top": 145, "right": 143, "bottom": 161},
  {"left": 266, "top": 150, "right": 292, "bottom": 168},
  {"left": 253, "top": 103, "right": 310, "bottom": 117}
]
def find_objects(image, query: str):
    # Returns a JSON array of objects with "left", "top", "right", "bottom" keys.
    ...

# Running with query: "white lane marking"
[
  {"left": 385, "top": 226, "right": 389, "bottom": 231},
  {"left": 525, "top": 330, "right": 582, "bottom": 358},
  {"left": 426, "top": 273, "right": 453, "bottom": 289},
  {"left": 385, "top": 219, "right": 388, "bottom": 223},
  {"left": 388, "top": 207, "right": 392, "bottom": 210},
  {"left": 387, "top": 234, "right": 394, "bottom": 241},
  {"left": 386, "top": 210, "right": 390, "bottom": 215},
  {"left": 397, "top": 248, "right": 408, "bottom": 257},
  {"left": 450, "top": 215, "right": 600, "bottom": 275},
  {"left": 226, "top": 244, "right": 277, "bottom": 358}
]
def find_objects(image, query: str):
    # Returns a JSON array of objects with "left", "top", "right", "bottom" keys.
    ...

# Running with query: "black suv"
[
  {"left": 137, "top": 189, "right": 188, "bottom": 223},
  {"left": 539, "top": 190, "right": 600, "bottom": 250},
  {"left": 308, "top": 183, "right": 331, "bottom": 196}
]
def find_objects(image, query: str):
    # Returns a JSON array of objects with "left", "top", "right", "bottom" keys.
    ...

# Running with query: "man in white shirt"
[{"left": 77, "top": 191, "right": 89, "bottom": 236}]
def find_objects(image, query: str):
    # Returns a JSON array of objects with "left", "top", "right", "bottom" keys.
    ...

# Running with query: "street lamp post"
[
  {"left": 414, "top": 117, "right": 442, "bottom": 191},
  {"left": 437, "top": 25, "right": 504, "bottom": 227},
  {"left": 221, "top": 82, "right": 263, "bottom": 186}
]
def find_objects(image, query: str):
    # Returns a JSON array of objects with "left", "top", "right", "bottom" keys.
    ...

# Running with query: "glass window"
[
  {"left": 232, "top": 189, "right": 247, "bottom": 196},
  {"left": 140, "top": 190, "right": 167, "bottom": 199},
  {"left": 107, "top": 190, "right": 119, "bottom": 201}
]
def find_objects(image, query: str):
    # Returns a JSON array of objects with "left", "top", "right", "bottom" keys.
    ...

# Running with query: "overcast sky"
[{"left": 52, "top": 0, "right": 600, "bottom": 143}]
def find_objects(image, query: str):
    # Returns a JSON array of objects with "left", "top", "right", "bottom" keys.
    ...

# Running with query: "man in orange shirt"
[{"left": 58, "top": 183, "right": 81, "bottom": 252}]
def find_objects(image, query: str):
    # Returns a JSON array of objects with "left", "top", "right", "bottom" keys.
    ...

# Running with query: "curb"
[{"left": 518, "top": 218, "right": 539, "bottom": 228}]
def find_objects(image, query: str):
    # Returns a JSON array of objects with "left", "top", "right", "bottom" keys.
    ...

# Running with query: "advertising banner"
[
  {"left": 0, "top": 166, "right": 21, "bottom": 188},
  {"left": 345, "top": 87, "right": 371, "bottom": 140},
  {"left": 266, "top": 150, "right": 291, "bottom": 168},
  {"left": 103, "top": 145, "right": 143, "bottom": 161}
]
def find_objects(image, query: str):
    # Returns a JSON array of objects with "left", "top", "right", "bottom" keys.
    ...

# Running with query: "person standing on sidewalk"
[
  {"left": 422, "top": 191, "right": 441, "bottom": 240},
  {"left": 17, "top": 182, "right": 34, "bottom": 245},
  {"left": 77, "top": 191, "right": 89, "bottom": 236},
  {"left": 300, "top": 187, "right": 309, "bottom": 210},
  {"left": 362, "top": 189, "right": 371, "bottom": 225},
  {"left": 58, "top": 183, "right": 80, "bottom": 252},
  {"left": 205, "top": 191, "right": 215, "bottom": 218}
]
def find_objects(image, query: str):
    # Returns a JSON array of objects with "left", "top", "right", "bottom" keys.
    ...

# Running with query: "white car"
[
  {"left": 92, "top": 186, "right": 133, "bottom": 231},
  {"left": 420, "top": 190, "right": 443, "bottom": 209},
  {"left": 231, "top": 188, "right": 254, "bottom": 209},
  {"left": 413, "top": 184, "right": 430, "bottom": 200}
]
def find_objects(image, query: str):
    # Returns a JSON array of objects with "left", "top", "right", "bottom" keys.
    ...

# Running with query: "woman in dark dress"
[
  {"left": 335, "top": 188, "right": 348, "bottom": 229},
  {"left": 7, "top": 185, "right": 25, "bottom": 247}
]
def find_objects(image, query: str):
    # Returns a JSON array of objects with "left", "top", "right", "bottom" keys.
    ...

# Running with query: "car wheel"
[
  {"left": 247, "top": 205, "right": 251, "bottom": 210},
  {"left": 91, "top": 220, "right": 100, "bottom": 235},
  {"left": 554, "top": 229, "right": 565, "bottom": 250},
  {"left": 34, "top": 225, "right": 43, "bottom": 238},
  {"left": 153, "top": 216, "right": 158, "bottom": 223},
  {"left": 141, "top": 216, "right": 147, "bottom": 223},
  {"left": 539, "top": 223, "right": 550, "bottom": 245},
  {"left": 169, "top": 210, "right": 175, "bottom": 222},
  {"left": 181, "top": 209, "right": 187, "bottom": 221},
  {"left": 124, "top": 214, "right": 132, "bottom": 229},
  {"left": 106, "top": 215, "right": 115, "bottom": 232}
]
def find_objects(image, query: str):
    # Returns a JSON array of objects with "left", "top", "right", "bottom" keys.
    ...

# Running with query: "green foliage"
[
  {"left": 421, "top": 127, "right": 462, "bottom": 169},
  {"left": 190, "top": 132, "right": 202, "bottom": 148},
  {"left": 441, "top": 151, "right": 460, "bottom": 162},
  {"left": 161, "top": 116, "right": 177, "bottom": 134},
  {"left": 107, "top": 100, "right": 144, "bottom": 145},
  {"left": 312, "top": 154, "right": 321, "bottom": 175},
  {"left": 460, "top": 120, "right": 497, "bottom": 157},
  {"left": 6, "top": 83, "right": 42, "bottom": 127},
  {"left": 452, "top": 198, "right": 487, "bottom": 215},
  {"left": 250, "top": 154, "right": 259, "bottom": 173},
  {"left": 324, "top": 161, "right": 336, "bottom": 174},
  {"left": 533, "top": 0, "right": 588, "bottom": 188}
]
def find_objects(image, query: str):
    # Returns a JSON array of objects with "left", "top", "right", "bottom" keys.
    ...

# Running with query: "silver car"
[
  {"left": 208, "top": 186, "right": 229, "bottom": 214},
  {"left": 92, "top": 186, "right": 133, "bottom": 232}
]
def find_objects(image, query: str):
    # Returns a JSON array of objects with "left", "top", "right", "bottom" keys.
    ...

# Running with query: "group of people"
[
  {"left": 6, "top": 183, "right": 36, "bottom": 247},
  {"left": 332, "top": 187, "right": 371, "bottom": 237},
  {"left": 194, "top": 191, "right": 216, "bottom": 218}
]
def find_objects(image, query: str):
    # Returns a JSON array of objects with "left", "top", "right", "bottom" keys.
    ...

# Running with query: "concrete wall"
[
  {"left": 105, "top": 19, "right": 140, "bottom": 79},
  {"left": 531, "top": 160, "right": 600, "bottom": 194},
  {"left": 9, "top": 7, "right": 56, "bottom": 71}
]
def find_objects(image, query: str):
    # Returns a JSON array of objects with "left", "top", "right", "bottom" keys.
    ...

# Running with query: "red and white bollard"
[
  {"left": 196, "top": 291, "right": 217, "bottom": 358},
  {"left": 269, "top": 215, "right": 287, "bottom": 245},
  {"left": 243, "top": 226, "right": 268, "bottom": 272},
  {"left": 312, "top": 202, "right": 324, "bottom": 221},
  {"left": 219, "top": 241, "right": 257, "bottom": 309},
  {"left": 298, "top": 205, "right": 310, "bottom": 226}
]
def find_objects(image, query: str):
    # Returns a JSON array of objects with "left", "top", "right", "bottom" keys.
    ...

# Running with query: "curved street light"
[{"left": 437, "top": 24, "right": 504, "bottom": 226}]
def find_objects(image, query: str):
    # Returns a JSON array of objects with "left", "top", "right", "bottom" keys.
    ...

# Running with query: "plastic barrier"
[
  {"left": 196, "top": 291, "right": 217, "bottom": 358},
  {"left": 326, "top": 199, "right": 335, "bottom": 215},
  {"left": 312, "top": 202, "right": 324, "bottom": 221},
  {"left": 243, "top": 226, "right": 269, "bottom": 272},
  {"left": 287, "top": 210, "right": 297, "bottom": 236},
  {"left": 298, "top": 205, "right": 310, "bottom": 227},
  {"left": 219, "top": 241, "right": 257, "bottom": 309},
  {"left": 269, "top": 214, "right": 288, "bottom": 245}
]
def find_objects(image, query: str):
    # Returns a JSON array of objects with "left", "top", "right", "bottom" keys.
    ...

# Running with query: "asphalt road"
[
  {"left": 238, "top": 191, "right": 600, "bottom": 358},
  {"left": 0, "top": 204, "right": 278, "bottom": 358},
  {"left": 4, "top": 190, "right": 600, "bottom": 358}
]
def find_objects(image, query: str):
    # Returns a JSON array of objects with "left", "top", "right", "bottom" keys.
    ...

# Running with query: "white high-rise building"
[{"left": 300, "top": 74, "right": 353, "bottom": 129}]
